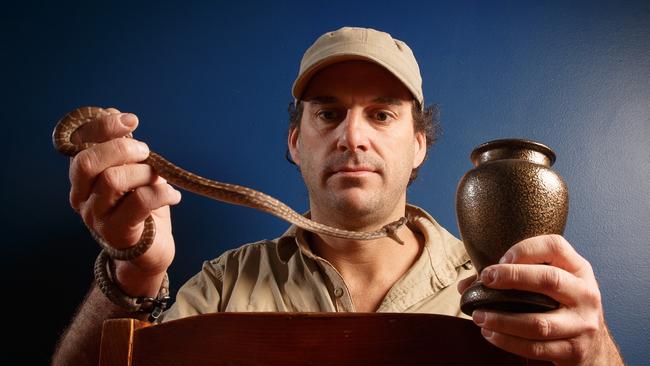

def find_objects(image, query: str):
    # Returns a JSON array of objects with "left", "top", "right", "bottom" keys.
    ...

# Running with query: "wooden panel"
[
  {"left": 100, "top": 318, "right": 152, "bottom": 366},
  {"left": 123, "top": 313, "right": 552, "bottom": 366}
]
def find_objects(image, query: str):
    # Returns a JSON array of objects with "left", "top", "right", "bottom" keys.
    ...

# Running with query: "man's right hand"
[{"left": 68, "top": 107, "right": 182, "bottom": 297}]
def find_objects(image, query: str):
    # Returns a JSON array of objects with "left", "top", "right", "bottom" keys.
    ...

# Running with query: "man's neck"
[
  {"left": 310, "top": 222, "right": 423, "bottom": 280},
  {"left": 307, "top": 206, "right": 425, "bottom": 311}
]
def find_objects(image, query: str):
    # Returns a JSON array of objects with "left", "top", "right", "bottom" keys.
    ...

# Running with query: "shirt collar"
[{"left": 275, "top": 204, "right": 469, "bottom": 289}]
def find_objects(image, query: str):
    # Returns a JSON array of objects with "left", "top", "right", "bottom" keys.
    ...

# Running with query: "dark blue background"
[{"left": 3, "top": 1, "right": 648, "bottom": 363}]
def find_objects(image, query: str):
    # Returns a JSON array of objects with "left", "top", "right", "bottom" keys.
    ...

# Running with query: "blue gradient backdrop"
[{"left": 3, "top": 1, "right": 648, "bottom": 363}]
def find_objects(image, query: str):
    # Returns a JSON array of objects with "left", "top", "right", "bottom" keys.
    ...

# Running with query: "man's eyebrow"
[
  {"left": 372, "top": 97, "right": 404, "bottom": 106},
  {"left": 304, "top": 96, "right": 404, "bottom": 105},
  {"left": 304, "top": 96, "right": 339, "bottom": 104}
]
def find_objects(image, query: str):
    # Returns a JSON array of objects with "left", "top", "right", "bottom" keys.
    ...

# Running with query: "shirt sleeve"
[{"left": 155, "top": 258, "right": 225, "bottom": 324}]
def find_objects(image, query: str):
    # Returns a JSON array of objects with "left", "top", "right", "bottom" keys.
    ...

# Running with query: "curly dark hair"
[{"left": 285, "top": 100, "right": 440, "bottom": 185}]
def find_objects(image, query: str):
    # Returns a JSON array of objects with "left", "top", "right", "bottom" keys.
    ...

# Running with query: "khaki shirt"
[{"left": 157, "top": 205, "right": 475, "bottom": 323}]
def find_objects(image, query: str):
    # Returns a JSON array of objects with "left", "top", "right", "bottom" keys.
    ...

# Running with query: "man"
[{"left": 52, "top": 27, "right": 624, "bottom": 365}]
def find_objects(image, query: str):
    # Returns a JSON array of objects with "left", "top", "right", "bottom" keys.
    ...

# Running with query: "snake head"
[{"left": 383, "top": 216, "right": 408, "bottom": 245}]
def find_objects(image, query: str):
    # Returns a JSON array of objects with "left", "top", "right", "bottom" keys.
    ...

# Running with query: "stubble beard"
[{"left": 304, "top": 169, "right": 409, "bottom": 231}]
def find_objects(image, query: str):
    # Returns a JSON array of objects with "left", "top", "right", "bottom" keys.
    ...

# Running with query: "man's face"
[{"left": 288, "top": 60, "right": 427, "bottom": 225}]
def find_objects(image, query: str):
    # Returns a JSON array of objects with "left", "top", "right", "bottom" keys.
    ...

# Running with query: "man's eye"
[
  {"left": 373, "top": 111, "right": 394, "bottom": 122},
  {"left": 317, "top": 110, "right": 341, "bottom": 121}
]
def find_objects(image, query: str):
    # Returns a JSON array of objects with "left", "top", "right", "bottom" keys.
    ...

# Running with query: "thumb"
[{"left": 457, "top": 274, "right": 477, "bottom": 294}]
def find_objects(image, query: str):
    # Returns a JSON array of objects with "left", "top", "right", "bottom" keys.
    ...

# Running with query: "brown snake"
[{"left": 53, "top": 106, "right": 407, "bottom": 260}]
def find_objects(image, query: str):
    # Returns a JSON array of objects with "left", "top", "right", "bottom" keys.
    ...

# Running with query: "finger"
[
  {"left": 69, "top": 138, "right": 150, "bottom": 210},
  {"left": 499, "top": 235, "right": 591, "bottom": 276},
  {"left": 82, "top": 164, "right": 160, "bottom": 219},
  {"left": 457, "top": 274, "right": 477, "bottom": 294},
  {"left": 71, "top": 111, "right": 138, "bottom": 145},
  {"left": 98, "top": 183, "right": 181, "bottom": 248},
  {"left": 472, "top": 309, "right": 596, "bottom": 341},
  {"left": 481, "top": 264, "right": 600, "bottom": 307},
  {"left": 480, "top": 329, "right": 591, "bottom": 364}
]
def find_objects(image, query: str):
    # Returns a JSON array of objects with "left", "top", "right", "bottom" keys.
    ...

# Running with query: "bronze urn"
[{"left": 456, "top": 139, "right": 568, "bottom": 315}]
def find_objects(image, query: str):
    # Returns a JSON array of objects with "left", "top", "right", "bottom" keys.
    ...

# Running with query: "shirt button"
[
  {"left": 462, "top": 261, "right": 474, "bottom": 270},
  {"left": 333, "top": 288, "right": 344, "bottom": 298}
]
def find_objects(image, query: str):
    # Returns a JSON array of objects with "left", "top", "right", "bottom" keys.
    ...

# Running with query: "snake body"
[{"left": 53, "top": 106, "right": 407, "bottom": 260}]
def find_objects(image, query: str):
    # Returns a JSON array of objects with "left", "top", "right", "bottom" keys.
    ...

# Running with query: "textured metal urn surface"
[{"left": 456, "top": 139, "right": 569, "bottom": 315}]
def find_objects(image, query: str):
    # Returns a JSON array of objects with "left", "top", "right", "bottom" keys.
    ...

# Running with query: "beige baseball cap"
[{"left": 292, "top": 27, "right": 424, "bottom": 106}]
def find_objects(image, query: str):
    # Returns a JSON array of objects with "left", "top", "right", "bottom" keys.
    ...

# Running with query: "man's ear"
[
  {"left": 288, "top": 126, "right": 301, "bottom": 166},
  {"left": 413, "top": 131, "right": 427, "bottom": 168}
]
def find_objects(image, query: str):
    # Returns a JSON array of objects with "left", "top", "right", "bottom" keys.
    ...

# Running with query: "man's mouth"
[
  {"left": 331, "top": 166, "right": 377, "bottom": 177},
  {"left": 325, "top": 154, "right": 383, "bottom": 180}
]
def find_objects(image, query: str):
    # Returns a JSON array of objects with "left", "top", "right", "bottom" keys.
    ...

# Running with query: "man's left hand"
[{"left": 458, "top": 234, "right": 624, "bottom": 365}]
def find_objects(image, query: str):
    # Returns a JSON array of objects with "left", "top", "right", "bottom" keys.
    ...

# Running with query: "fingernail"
[
  {"left": 472, "top": 310, "right": 486, "bottom": 325},
  {"left": 137, "top": 141, "right": 149, "bottom": 155},
  {"left": 481, "top": 268, "right": 496, "bottom": 285},
  {"left": 499, "top": 252, "right": 512, "bottom": 264},
  {"left": 120, "top": 113, "right": 136, "bottom": 127},
  {"left": 169, "top": 185, "right": 181, "bottom": 196},
  {"left": 481, "top": 328, "right": 493, "bottom": 339}
]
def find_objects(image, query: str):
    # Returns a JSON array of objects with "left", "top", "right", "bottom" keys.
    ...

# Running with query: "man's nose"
[{"left": 336, "top": 109, "right": 370, "bottom": 152}]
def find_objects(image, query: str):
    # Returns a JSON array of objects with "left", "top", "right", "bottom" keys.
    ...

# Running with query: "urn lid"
[{"left": 470, "top": 139, "right": 557, "bottom": 167}]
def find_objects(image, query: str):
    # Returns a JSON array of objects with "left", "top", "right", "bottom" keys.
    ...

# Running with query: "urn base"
[{"left": 460, "top": 281, "right": 560, "bottom": 316}]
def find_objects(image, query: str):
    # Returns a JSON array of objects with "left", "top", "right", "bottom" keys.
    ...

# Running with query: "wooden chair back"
[{"left": 100, "top": 312, "right": 551, "bottom": 365}]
